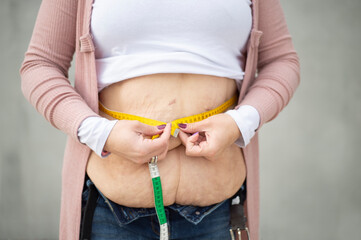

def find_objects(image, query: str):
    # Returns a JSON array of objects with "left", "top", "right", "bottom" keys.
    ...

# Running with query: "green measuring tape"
[{"left": 149, "top": 156, "right": 169, "bottom": 240}]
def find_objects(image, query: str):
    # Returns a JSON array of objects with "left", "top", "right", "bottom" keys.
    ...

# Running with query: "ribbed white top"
[{"left": 91, "top": 0, "right": 252, "bottom": 92}]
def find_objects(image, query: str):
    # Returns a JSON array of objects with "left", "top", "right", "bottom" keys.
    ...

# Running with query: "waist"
[
  {"left": 98, "top": 73, "right": 239, "bottom": 123},
  {"left": 86, "top": 73, "right": 246, "bottom": 207},
  {"left": 99, "top": 93, "right": 237, "bottom": 138}
]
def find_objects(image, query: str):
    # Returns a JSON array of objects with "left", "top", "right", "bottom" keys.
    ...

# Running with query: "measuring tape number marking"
[{"left": 149, "top": 159, "right": 169, "bottom": 240}]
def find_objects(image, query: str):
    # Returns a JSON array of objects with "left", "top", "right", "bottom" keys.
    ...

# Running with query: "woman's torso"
[
  {"left": 86, "top": 73, "right": 246, "bottom": 208},
  {"left": 87, "top": 0, "right": 252, "bottom": 208}
]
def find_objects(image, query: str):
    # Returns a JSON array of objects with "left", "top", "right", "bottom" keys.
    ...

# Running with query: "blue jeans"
[{"left": 81, "top": 179, "right": 233, "bottom": 240}]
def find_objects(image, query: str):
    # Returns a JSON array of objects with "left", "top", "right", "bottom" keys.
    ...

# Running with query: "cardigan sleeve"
[
  {"left": 239, "top": 0, "right": 301, "bottom": 129},
  {"left": 20, "top": 0, "right": 98, "bottom": 141}
]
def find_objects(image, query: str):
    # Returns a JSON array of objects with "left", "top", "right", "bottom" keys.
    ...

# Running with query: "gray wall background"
[{"left": 1, "top": 0, "right": 360, "bottom": 239}]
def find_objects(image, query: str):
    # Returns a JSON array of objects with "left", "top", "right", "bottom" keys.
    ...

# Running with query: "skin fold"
[{"left": 86, "top": 73, "right": 246, "bottom": 208}]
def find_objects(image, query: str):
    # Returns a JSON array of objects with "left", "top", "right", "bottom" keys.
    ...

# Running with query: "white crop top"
[{"left": 91, "top": 0, "right": 253, "bottom": 92}]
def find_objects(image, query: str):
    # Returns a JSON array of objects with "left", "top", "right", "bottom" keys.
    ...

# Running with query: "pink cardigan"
[{"left": 20, "top": 0, "right": 300, "bottom": 239}]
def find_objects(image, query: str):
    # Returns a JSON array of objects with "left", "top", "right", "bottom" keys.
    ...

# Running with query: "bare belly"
[{"left": 86, "top": 73, "right": 246, "bottom": 208}]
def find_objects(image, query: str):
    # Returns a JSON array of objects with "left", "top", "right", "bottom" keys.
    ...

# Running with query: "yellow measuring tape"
[
  {"left": 99, "top": 94, "right": 237, "bottom": 240},
  {"left": 99, "top": 94, "right": 238, "bottom": 138}
]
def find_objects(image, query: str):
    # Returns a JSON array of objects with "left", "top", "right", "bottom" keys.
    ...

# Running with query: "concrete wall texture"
[{"left": 1, "top": 0, "right": 360, "bottom": 239}]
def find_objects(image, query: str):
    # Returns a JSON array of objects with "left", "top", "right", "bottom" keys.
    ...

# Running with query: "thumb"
[
  {"left": 136, "top": 121, "right": 165, "bottom": 136},
  {"left": 178, "top": 120, "right": 208, "bottom": 134}
]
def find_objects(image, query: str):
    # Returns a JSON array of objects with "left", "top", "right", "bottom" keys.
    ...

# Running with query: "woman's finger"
[
  {"left": 139, "top": 123, "right": 171, "bottom": 158},
  {"left": 151, "top": 123, "right": 172, "bottom": 156},
  {"left": 178, "top": 131, "right": 201, "bottom": 146},
  {"left": 179, "top": 131, "right": 209, "bottom": 157},
  {"left": 136, "top": 121, "right": 166, "bottom": 136},
  {"left": 158, "top": 122, "right": 172, "bottom": 140},
  {"left": 178, "top": 119, "right": 209, "bottom": 134},
  {"left": 178, "top": 131, "right": 190, "bottom": 146},
  {"left": 188, "top": 131, "right": 200, "bottom": 143}
]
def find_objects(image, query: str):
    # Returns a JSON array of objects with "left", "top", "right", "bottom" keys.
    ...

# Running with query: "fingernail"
[
  {"left": 192, "top": 132, "right": 199, "bottom": 136},
  {"left": 157, "top": 124, "right": 166, "bottom": 130},
  {"left": 178, "top": 123, "right": 187, "bottom": 129}
]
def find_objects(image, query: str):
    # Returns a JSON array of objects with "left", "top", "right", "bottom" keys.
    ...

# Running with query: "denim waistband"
[{"left": 85, "top": 178, "right": 234, "bottom": 225}]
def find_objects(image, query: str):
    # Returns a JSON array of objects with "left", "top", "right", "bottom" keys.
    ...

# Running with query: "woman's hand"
[
  {"left": 103, "top": 121, "right": 171, "bottom": 164},
  {"left": 178, "top": 114, "right": 241, "bottom": 161}
]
